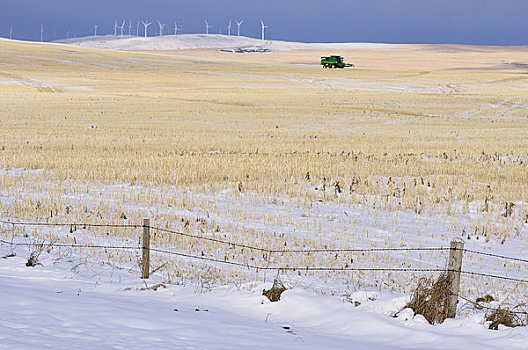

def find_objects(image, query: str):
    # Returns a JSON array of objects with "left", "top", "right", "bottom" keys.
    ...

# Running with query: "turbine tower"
[
  {"left": 141, "top": 20, "right": 151, "bottom": 38},
  {"left": 205, "top": 20, "right": 212, "bottom": 34},
  {"left": 174, "top": 22, "right": 178, "bottom": 35},
  {"left": 114, "top": 19, "right": 118, "bottom": 36},
  {"left": 227, "top": 19, "right": 232, "bottom": 36},
  {"left": 94, "top": 23, "right": 98, "bottom": 37},
  {"left": 40, "top": 24, "right": 43, "bottom": 42},
  {"left": 235, "top": 20, "right": 243, "bottom": 36},
  {"left": 119, "top": 20, "right": 125, "bottom": 39},
  {"left": 9, "top": 25, "right": 12, "bottom": 40},
  {"left": 157, "top": 20, "right": 165, "bottom": 36},
  {"left": 136, "top": 20, "right": 140, "bottom": 36},
  {"left": 128, "top": 20, "right": 132, "bottom": 36},
  {"left": 260, "top": 20, "right": 268, "bottom": 41}
]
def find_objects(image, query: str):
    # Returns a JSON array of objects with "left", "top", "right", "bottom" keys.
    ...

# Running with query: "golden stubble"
[{"left": 0, "top": 40, "right": 527, "bottom": 295}]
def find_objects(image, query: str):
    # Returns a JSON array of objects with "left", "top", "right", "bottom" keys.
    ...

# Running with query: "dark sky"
[{"left": 1, "top": 0, "right": 527, "bottom": 45}]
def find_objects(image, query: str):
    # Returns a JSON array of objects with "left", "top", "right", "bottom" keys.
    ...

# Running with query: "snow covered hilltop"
[{"left": 54, "top": 34, "right": 398, "bottom": 51}]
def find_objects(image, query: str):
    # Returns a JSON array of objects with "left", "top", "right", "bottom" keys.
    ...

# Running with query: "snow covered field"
[
  {"left": 2, "top": 172, "right": 528, "bottom": 348},
  {"left": 2, "top": 246, "right": 527, "bottom": 349}
]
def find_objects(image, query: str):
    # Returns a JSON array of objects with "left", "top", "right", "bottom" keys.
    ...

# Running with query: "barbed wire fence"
[{"left": 1, "top": 218, "right": 528, "bottom": 318}]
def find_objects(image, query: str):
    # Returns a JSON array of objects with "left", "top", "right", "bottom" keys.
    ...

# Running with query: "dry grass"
[
  {"left": 0, "top": 39, "right": 527, "bottom": 295},
  {"left": 263, "top": 278, "right": 287, "bottom": 302},
  {"left": 485, "top": 307, "right": 527, "bottom": 330},
  {"left": 406, "top": 274, "right": 451, "bottom": 324}
]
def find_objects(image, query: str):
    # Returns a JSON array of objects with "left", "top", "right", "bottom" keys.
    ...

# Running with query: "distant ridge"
[{"left": 53, "top": 34, "right": 398, "bottom": 51}]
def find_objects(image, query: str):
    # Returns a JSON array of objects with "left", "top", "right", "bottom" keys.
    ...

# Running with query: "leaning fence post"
[
  {"left": 447, "top": 240, "right": 464, "bottom": 318},
  {"left": 141, "top": 218, "right": 150, "bottom": 279}
]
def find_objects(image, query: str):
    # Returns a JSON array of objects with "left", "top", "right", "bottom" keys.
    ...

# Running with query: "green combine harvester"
[{"left": 320, "top": 55, "right": 354, "bottom": 69}]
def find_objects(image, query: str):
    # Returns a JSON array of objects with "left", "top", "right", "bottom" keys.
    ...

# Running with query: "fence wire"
[
  {"left": 462, "top": 248, "right": 528, "bottom": 264},
  {"left": 1, "top": 220, "right": 141, "bottom": 229},
  {"left": 151, "top": 225, "right": 450, "bottom": 254},
  {"left": 2, "top": 220, "right": 528, "bottom": 284},
  {"left": 457, "top": 293, "right": 528, "bottom": 316},
  {"left": 0, "top": 239, "right": 140, "bottom": 251}
]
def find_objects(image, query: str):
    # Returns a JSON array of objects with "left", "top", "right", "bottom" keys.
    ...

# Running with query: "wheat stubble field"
[{"left": 1, "top": 38, "right": 527, "bottom": 298}]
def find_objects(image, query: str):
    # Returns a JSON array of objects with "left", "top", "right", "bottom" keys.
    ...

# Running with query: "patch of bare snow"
[{"left": 1, "top": 250, "right": 526, "bottom": 349}]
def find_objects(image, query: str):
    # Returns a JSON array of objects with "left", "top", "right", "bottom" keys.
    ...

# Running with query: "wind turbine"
[
  {"left": 40, "top": 24, "right": 43, "bottom": 42},
  {"left": 227, "top": 19, "right": 232, "bottom": 36},
  {"left": 141, "top": 20, "right": 151, "bottom": 38},
  {"left": 114, "top": 19, "right": 118, "bottom": 36},
  {"left": 174, "top": 22, "right": 178, "bottom": 35},
  {"left": 260, "top": 20, "right": 268, "bottom": 41},
  {"left": 128, "top": 20, "right": 132, "bottom": 36},
  {"left": 205, "top": 20, "right": 212, "bottom": 34},
  {"left": 94, "top": 23, "right": 98, "bottom": 37},
  {"left": 157, "top": 20, "right": 165, "bottom": 36},
  {"left": 136, "top": 20, "right": 140, "bottom": 36},
  {"left": 9, "top": 25, "right": 12, "bottom": 40},
  {"left": 119, "top": 20, "right": 125, "bottom": 39},
  {"left": 235, "top": 20, "right": 243, "bottom": 36}
]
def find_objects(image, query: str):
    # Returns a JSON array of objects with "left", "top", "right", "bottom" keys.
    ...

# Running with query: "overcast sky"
[{"left": 1, "top": 0, "right": 527, "bottom": 45}]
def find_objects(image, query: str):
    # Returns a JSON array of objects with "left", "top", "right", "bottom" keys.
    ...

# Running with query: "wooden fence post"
[
  {"left": 447, "top": 240, "right": 464, "bottom": 318},
  {"left": 141, "top": 218, "right": 150, "bottom": 279}
]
